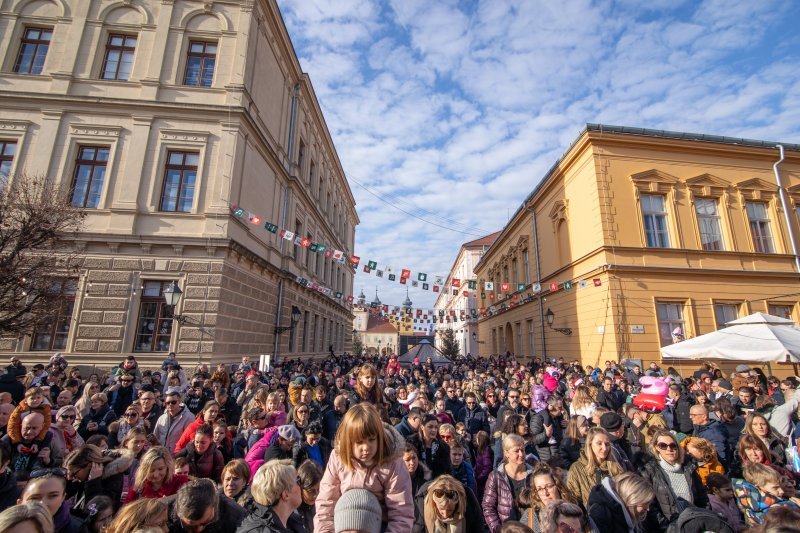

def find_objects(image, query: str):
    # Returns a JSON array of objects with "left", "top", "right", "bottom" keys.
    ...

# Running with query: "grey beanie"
[{"left": 334, "top": 489, "right": 382, "bottom": 533}]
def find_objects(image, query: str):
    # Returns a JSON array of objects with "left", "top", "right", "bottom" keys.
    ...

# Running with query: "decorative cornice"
[
  {"left": 160, "top": 129, "right": 209, "bottom": 143},
  {"left": 69, "top": 124, "right": 122, "bottom": 137},
  {"left": 0, "top": 119, "right": 31, "bottom": 131}
]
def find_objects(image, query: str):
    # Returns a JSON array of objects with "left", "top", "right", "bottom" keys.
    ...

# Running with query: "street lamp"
[
  {"left": 275, "top": 305, "right": 302, "bottom": 335},
  {"left": 545, "top": 308, "right": 572, "bottom": 335},
  {"left": 163, "top": 281, "right": 189, "bottom": 325},
  {"left": 472, "top": 331, "right": 485, "bottom": 344}
]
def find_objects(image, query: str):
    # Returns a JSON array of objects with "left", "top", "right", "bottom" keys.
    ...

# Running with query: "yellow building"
[{"left": 474, "top": 124, "right": 800, "bottom": 371}]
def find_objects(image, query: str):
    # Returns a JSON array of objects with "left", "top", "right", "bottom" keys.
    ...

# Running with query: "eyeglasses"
[
  {"left": 521, "top": 397, "right": 531, "bottom": 402},
  {"left": 432, "top": 488, "right": 459, "bottom": 500},
  {"left": 536, "top": 483, "right": 557, "bottom": 494},
  {"left": 509, "top": 395, "right": 519, "bottom": 400},
  {"left": 30, "top": 467, "right": 67, "bottom": 479},
  {"left": 59, "top": 414, "right": 76, "bottom": 420},
  {"left": 656, "top": 442, "right": 678, "bottom": 451},
  {"left": 124, "top": 412, "right": 137, "bottom": 418}
]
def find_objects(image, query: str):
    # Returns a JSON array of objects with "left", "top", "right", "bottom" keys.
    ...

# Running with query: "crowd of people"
[{"left": 0, "top": 351, "right": 799, "bottom": 533}]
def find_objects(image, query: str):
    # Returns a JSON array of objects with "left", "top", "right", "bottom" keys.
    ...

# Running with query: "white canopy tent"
[{"left": 660, "top": 312, "right": 800, "bottom": 365}]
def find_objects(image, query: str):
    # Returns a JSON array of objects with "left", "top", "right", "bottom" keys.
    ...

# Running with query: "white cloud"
[{"left": 279, "top": 0, "right": 800, "bottom": 309}]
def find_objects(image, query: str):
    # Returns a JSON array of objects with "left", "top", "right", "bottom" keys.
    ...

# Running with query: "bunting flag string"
[{"left": 230, "top": 203, "right": 605, "bottom": 310}]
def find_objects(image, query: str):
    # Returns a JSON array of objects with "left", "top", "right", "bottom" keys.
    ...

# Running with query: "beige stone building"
[
  {"left": 434, "top": 231, "right": 499, "bottom": 356},
  {"left": 474, "top": 125, "right": 800, "bottom": 372},
  {"left": 0, "top": 0, "right": 357, "bottom": 366}
]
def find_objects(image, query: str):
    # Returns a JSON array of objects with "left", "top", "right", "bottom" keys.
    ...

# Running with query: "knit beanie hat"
[{"left": 334, "top": 488, "right": 382, "bottom": 533}]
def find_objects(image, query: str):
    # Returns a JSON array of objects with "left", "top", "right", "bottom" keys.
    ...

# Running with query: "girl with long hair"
[
  {"left": 519, "top": 463, "right": 578, "bottom": 533},
  {"left": 314, "top": 402, "right": 413, "bottom": 533},
  {"left": 566, "top": 427, "right": 624, "bottom": 506},
  {"left": 588, "top": 472, "right": 655, "bottom": 533},
  {"left": 559, "top": 415, "right": 588, "bottom": 466},
  {"left": 413, "top": 474, "right": 486, "bottom": 533},
  {"left": 125, "top": 445, "right": 189, "bottom": 502}
]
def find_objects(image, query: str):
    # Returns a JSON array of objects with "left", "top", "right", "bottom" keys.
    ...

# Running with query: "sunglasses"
[
  {"left": 124, "top": 412, "right": 138, "bottom": 418},
  {"left": 60, "top": 414, "right": 76, "bottom": 420},
  {"left": 656, "top": 442, "right": 678, "bottom": 451},
  {"left": 30, "top": 467, "right": 67, "bottom": 479},
  {"left": 165, "top": 400, "right": 179, "bottom": 405},
  {"left": 432, "top": 488, "right": 459, "bottom": 500}
]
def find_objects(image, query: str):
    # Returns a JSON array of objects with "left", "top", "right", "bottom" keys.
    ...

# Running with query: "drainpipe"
[
  {"left": 524, "top": 203, "right": 547, "bottom": 359},
  {"left": 773, "top": 145, "right": 800, "bottom": 272},
  {"left": 274, "top": 84, "right": 300, "bottom": 361}
]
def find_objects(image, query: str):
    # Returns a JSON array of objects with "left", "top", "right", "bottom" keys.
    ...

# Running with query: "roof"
[
  {"left": 463, "top": 231, "right": 501, "bottom": 248},
  {"left": 366, "top": 316, "right": 398, "bottom": 334},
  {"left": 475, "top": 123, "right": 800, "bottom": 272}
]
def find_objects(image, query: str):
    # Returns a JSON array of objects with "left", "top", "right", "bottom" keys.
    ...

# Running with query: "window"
[
  {"left": 522, "top": 249, "right": 530, "bottom": 284},
  {"left": 746, "top": 202, "right": 774, "bottom": 253},
  {"left": 311, "top": 314, "right": 318, "bottom": 352},
  {"left": 71, "top": 146, "right": 110, "bottom": 208},
  {"left": 301, "top": 311, "right": 309, "bottom": 351},
  {"left": 183, "top": 41, "right": 216, "bottom": 87},
  {"left": 160, "top": 151, "right": 198, "bottom": 212},
  {"left": 298, "top": 141, "right": 306, "bottom": 180},
  {"left": 695, "top": 198, "right": 724, "bottom": 251},
  {"left": 511, "top": 259, "right": 518, "bottom": 287},
  {"left": 527, "top": 319, "right": 535, "bottom": 357},
  {"left": 0, "top": 141, "right": 17, "bottom": 179},
  {"left": 641, "top": 194, "right": 670, "bottom": 248},
  {"left": 656, "top": 302, "right": 685, "bottom": 347},
  {"left": 714, "top": 303, "right": 739, "bottom": 328},
  {"left": 134, "top": 281, "right": 174, "bottom": 352},
  {"left": 309, "top": 160, "right": 315, "bottom": 188},
  {"left": 515, "top": 322, "right": 522, "bottom": 357},
  {"left": 101, "top": 34, "right": 136, "bottom": 81},
  {"left": 31, "top": 281, "right": 76, "bottom": 351},
  {"left": 769, "top": 304, "right": 794, "bottom": 320},
  {"left": 14, "top": 28, "right": 51, "bottom": 74}
]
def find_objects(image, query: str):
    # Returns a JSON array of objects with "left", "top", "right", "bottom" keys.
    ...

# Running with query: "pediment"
[
  {"left": 630, "top": 169, "right": 680, "bottom": 184},
  {"left": 787, "top": 184, "right": 800, "bottom": 194},
  {"left": 685, "top": 173, "right": 729, "bottom": 188},
  {"left": 735, "top": 177, "right": 778, "bottom": 192},
  {"left": 549, "top": 199, "right": 568, "bottom": 221}
]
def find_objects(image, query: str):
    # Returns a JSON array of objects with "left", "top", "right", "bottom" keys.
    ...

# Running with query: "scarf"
[
  {"left": 53, "top": 501, "right": 72, "bottom": 533},
  {"left": 63, "top": 428, "right": 78, "bottom": 452},
  {"left": 659, "top": 458, "right": 693, "bottom": 504},
  {"left": 424, "top": 492, "right": 465, "bottom": 533}
]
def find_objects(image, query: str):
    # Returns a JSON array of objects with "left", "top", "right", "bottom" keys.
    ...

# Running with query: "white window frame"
[
  {"left": 656, "top": 301, "right": 685, "bottom": 347},
  {"left": 713, "top": 302, "right": 740, "bottom": 328},
  {"left": 746, "top": 201, "right": 775, "bottom": 253},
  {"left": 641, "top": 194, "right": 671, "bottom": 248},
  {"left": 695, "top": 198, "right": 724, "bottom": 251}
]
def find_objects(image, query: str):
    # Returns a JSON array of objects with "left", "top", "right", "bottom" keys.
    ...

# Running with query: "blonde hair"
[
  {"left": 90, "top": 392, "right": 108, "bottom": 404},
  {"left": 743, "top": 462, "right": 781, "bottom": 489},
  {"left": 134, "top": 446, "right": 175, "bottom": 492},
  {"left": 424, "top": 475, "right": 466, "bottom": 527},
  {"left": 584, "top": 427, "right": 623, "bottom": 476},
  {"left": 251, "top": 459, "right": 296, "bottom": 506},
  {"left": 439, "top": 423, "right": 456, "bottom": 437},
  {"left": 106, "top": 497, "right": 168, "bottom": 533},
  {"left": 681, "top": 437, "right": 716, "bottom": 463},
  {"left": 614, "top": 472, "right": 655, "bottom": 522},
  {"left": 571, "top": 386, "right": 594, "bottom": 411},
  {"left": 335, "top": 402, "right": 391, "bottom": 470},
  {"left": 502, "top": 433, "right": 525, "bottom": 454},
  {"left": 0, "top": 502, "right": 53, "bottom": 533}
]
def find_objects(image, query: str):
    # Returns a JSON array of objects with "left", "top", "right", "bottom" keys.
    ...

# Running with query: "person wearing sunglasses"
[
  {"left": 50, "top": 405, "right": 84, "bottom": 458},
  {"left": 19, "top": 468, "right": 84, "bottom": 533},
  {"left": 153, "top": 388, "right": 196, "bottom": 454},
  {"left": 107, "top": 371, "right": 137, "bottom": 418},
  {"left": 636, "top": 428, "right": 709, "bottom": 530},
  {"left": 413, "top": 474, "right": 486, "bottom": 533},
  {"left": 107, "top": 405, "right": 146, "bottom": 449}
]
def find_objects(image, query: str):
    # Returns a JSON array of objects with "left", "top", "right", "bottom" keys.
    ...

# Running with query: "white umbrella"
[{"left": 660, "top": 312, "right": 800, "bottom": 363}]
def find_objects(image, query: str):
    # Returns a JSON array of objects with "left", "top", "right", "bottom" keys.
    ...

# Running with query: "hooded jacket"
[
  {"left": 529, "top": 409, "right": 562, "bottom": 462},
  {"left": 236, "top": 501, "right": 293, "bottom": 533},
  {"left": 174, "top": 411, "right": 215, "bottom": 452},
  {"left": 732, "top": 478, "right": 799, "bottom": 528},
  {"left": 481, "top": 462, "right": 533, "bottom": 533},
  {"left": 77, "top": 404, "right": 116, "bottom": 439},
  {"left": 314, "top": 424, "right": 414, "bottom": 533},
  {"left": 588, "top": 476, "right": 638, "bottom": 533}
]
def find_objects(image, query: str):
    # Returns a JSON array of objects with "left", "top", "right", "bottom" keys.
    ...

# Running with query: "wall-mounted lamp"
[{"left": 545, "top": 308, "right": 572, "bottom": 335}]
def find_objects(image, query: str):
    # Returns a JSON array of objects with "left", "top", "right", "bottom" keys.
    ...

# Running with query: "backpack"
[{"left": 666, "top": 506, "right": 735, "bottom": 533}]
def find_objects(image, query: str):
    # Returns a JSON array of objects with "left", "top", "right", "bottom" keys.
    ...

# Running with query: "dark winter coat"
[
  {"left": 292, "top": 437, "right": 332, "bottom": 469},
  {"left": 236, "top": 502, "right": 293, "bottom": 533},
  {"left": 77, "top": 404, "right": 117, "bottom": 439},
  {"left": 481, "top": 463, "right": 533, "bottom": 533},
  {"left": 174, "top": 441, "right": 224, "bottom": 481},
  {"left": 67, "top": 449, "right": 135, "bottom": 516},
  {"left": 667, "top": 393, "right": 695, "bottom": 434},
  {"left": 395, "top": 416, "right": 418, "bottom": 439},
  {"left": 0, "top": 373, "right": 25, "bottom": 404},
  {"left": 169, "top": 492, "right": 247, "bottom": 533},
  {"left": 693, "top": 419, "right": 730, "bottom": 469},
  {"left": 407, "top": 434, "right": 451, "bottom": 478},
  {"left": 413, "top": 480, "right": 488, "bottom": 533},
  {"left": 0, "top": 470, "right": 21, "bottom": 514},
  {"left": 596, "top": 388, "right": 626, "bottom": 412},
  {"left": 529, "top": 409, "right": 562, "bottom": 462},
  {"left": 457, "top": 405, "right": 491, "bottom": 436},
  {"left": 635, "top": 453, "right": 708, "bottom": 531},
  {"left": 108, "top": 385, "right": 136, "bottom": 417},
  {"left": 588, "top": 476, "right": 639, "bottom": 533},
  {"left": 558, "top": 437, "right": 582, "bottom": 466}
]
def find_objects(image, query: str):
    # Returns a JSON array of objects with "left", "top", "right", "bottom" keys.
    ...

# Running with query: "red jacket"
[
  {"left": 125, "top": 474, "right": 189, "bottom": 503},
  {"left": 174, "top": 413, "right": 211, "bottom": 452}
]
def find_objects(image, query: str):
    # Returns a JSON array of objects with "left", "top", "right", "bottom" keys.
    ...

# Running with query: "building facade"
[
  {"left": 474, "top": 125, "right": 800, "bottom": 371},
  {"left": 352, "top": 291, "right": 398, "bottom": 356},
  {"left": 434, "top": 232, "right": 499, "bottom": 356},
  {"left": 0, "top": 0, "right": 358, "bottom": 366}
]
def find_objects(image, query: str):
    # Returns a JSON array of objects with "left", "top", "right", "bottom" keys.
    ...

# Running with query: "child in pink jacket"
[{"left": 314, "top": 402, "right": 414, "bottom": 533}]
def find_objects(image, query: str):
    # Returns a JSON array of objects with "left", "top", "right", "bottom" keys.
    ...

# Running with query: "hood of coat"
[
  {"left": 103, "top": 449, "right": 136, "bottom": 478},
  {"left": 384, "top": 423, "right": 406, "bottom": 460}
]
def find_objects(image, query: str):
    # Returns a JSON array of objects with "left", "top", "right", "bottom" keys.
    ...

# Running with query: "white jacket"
[{"left": 153, "top": 405, "right": 195, "bottom": 453}]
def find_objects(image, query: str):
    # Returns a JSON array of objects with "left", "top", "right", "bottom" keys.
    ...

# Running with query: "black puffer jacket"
[
  {"left": 588, "top": 476, "right": 640, "bottom": 533},
  {"left": 0, "top": 470, "right": 20, "bottom": 513},
  {"left": 235, "top": 501, "right": 293, "bottom": 533},
  {"left": 634, "top": 453, "right": 708, "bottom": 532},
  {"left": 529, "top": 409, "right": 562, "bottom": 462},
  {"left": 77, "top": 404, "right": 117, "bottom": 439}
]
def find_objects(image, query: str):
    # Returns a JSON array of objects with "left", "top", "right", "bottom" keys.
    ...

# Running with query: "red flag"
[
  {"left": 593, "top": 279, "right": 602, "bottom": 286},
  {"left": 324, "top": 249, "right": 333, "bottom": 258},
  {"left": 363, "top": 265, "right": 371, "bottom": 273},
  {"left": 401, "top": 269, "right": 411, "bottom": 279},
  {"left": 300, "top": 237, "right": 311, "bottom": 247},
  {"left": 433, "top": 285, "right": 440, "bottom": 293},
  {"left": 400, "top": 277, "right": 407, "bottom": 285},
  {"left": 549, "top": 282, "right": 558, "bottom": 292},
  {"left": 249, "top": 215, "right": 261, "bottom": 225},
  {"left": 462, "top": 291, "right": 469, "bottom": 297},
  {"left": 346, "top": 295, "right": 354, "bottom": 303},
  {"left": 489, "top": 293, "right": 495, "bottom": 300},
  {"left": 500, "top": 282, "right": 510, "bottom": 293},
  {"left": 452, "top": 279, "right": 461, "bottom": 288},
  {"left": 350, "top": 256, "right": 360, "bottom": 267}
]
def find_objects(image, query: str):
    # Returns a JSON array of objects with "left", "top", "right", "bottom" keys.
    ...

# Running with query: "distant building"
[
  {"left": 475, "top": 124, "right": 800, "bottom": 367},
  {"left": 434, "top": 232, "right": 499, "bottom": 356},
  {"left": 0, "top": 0, "right": 357, "bottom": 365},
  {"left": 352, "top": 289, "right": 398, "bottom": 355}
]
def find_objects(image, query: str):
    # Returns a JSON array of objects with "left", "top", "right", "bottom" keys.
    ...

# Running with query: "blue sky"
[{"left": 278, "top": 0, "right": 800, "bottom": 310}]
